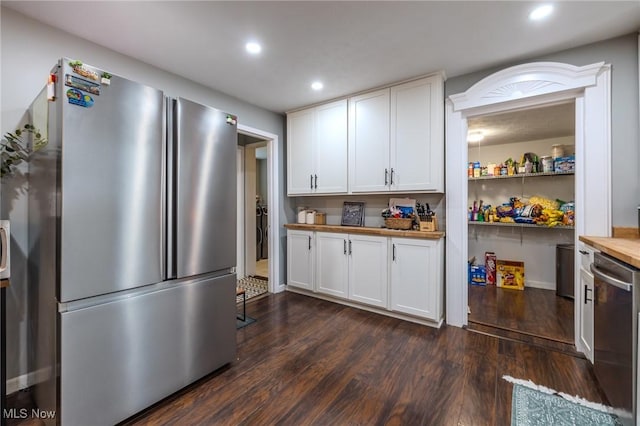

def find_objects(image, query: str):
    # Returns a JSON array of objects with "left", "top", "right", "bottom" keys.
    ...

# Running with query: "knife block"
[{"left": 419, "top": 215, "right": 438, "bottom": 232}]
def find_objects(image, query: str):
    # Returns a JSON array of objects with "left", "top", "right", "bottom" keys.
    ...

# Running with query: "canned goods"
[{"left": 541, "top": 156, "right": 554, "bottom": 173}]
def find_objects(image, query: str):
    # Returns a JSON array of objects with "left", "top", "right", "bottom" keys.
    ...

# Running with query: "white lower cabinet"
[
  {"left": 316, "top": 232, "right": 349, "bottom": 298},
  {"left": 316, "top": 233, "right": 388, "bottom": 305},
  {"left": 390, "top": 238, "right": 443, "bottom": 321},
  {"left": 348, "top": 235, "right": 388, "bottom": 308},
  {"left": 287, "top": 230, "right": 315, "bottom": 291},
  {"left": 287, "top": 228, "right": 443, "bottom": 324},
  {"left": 578, "top": 243, "right": 595, "bottom": 362}
]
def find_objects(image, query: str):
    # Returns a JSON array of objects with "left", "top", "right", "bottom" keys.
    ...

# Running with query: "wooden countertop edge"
[
  {"left": 285, "top": 223, "right": 445, "bottom": 239},
  {"left": 0, "top": 279, "right": 9, "bottom": 288},
  {"left": 579, "top": 235, "right": 640, "bottom": 269}
]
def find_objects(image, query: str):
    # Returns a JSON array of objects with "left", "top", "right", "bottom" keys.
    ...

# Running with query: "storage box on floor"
[
  {"left": 469, "top": 258, "right": 525, "bottom": 290},
  {"left": 496, "top": 260, "right": 525, "bottom": 290}
]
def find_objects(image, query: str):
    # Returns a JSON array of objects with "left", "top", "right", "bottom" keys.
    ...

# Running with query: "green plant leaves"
[{"left": 1, "top": 124, "right": 48, "bottom": 178}]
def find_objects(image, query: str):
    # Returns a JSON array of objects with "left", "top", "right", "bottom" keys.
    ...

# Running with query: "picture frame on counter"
[{"left": 341, "top": 202, "right": 365, "bottom": 227}]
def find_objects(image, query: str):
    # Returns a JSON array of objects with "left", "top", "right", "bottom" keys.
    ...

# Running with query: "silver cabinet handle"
[
  {"left": 384, "top": 168, "right": 388, "bottom": 186},
  {"left": 310, "top": 174, "right": 313, "bottom": 190},
  {"left": 390, "top": 168, "right": 394, "bottom": 185},
  {"left": 343, "top": 239, "right": 347, "bottom": 255},
  {"left": 348, "top": 240, "right": 352, "bottom": 255},
  {"left": 314, "top": 174, "right": 318, "bottom": 189},
  {"left": 308, "top": 235, "right": 312, "bottom": 250},
  {"left": 392, "top": 244, "right": 396, "bottom": 261}
]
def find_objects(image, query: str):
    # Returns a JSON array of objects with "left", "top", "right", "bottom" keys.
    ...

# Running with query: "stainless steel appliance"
[
  {"left": 591, "top": 252, "right": 640, "bottom": 425},
  {"left": 29, "top": 59, "right": 237, "bottom": 425}
]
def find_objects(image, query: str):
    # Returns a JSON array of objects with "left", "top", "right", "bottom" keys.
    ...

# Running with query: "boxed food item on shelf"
[
  {"left": 497, "top": 260, "right": 525, "bottom": 290},
  {"left": 468, "top": 264, "right": 487, "bottom": 286},
  {"left": 554, "top": 155, "right": 575, "bottom": 173}
]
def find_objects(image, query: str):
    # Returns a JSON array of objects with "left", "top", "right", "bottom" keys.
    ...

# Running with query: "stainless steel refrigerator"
[{"left": 29, "top": 58, "right": 237, "bottom": 425}]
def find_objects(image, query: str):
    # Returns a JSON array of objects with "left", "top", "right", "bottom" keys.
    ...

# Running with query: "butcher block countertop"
[
  {"left": 579, "top": 235, "right": 640, "bottom": 269},
  {"left": 285, "top": 223, "right": 445, "bottom": 240}
]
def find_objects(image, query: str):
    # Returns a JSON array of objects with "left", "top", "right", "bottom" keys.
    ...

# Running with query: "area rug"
[
  {"left": 236, "top": 315, "right": 256, "bottom": 329},
  {"left": 237, "top": 276, "right": 268, "bottom": 303},
  {"left": 504, "top": 376, "right": 625, "bottom": 426}
]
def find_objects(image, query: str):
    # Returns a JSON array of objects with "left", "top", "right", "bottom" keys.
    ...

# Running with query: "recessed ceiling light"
[
  {"left": 245, "top": 42, "right": 262, "bottom": 55},
  {"left": 311, "top": 81, "right": 323, "bottom": 91},
  {"left": 529, "top": 4, "right": 554, "bottom": 21},
  {"left": 467, "top": 132, "right": 484, "bottom": 143}
]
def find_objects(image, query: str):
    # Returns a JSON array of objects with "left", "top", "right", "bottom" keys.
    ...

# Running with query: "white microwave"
[{"left": 0, "top": 220, "right": 10, "bottom": 280}]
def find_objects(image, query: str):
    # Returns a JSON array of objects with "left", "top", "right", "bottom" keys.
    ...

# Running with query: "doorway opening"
[
  {"left": 236, "top": 126, "right": 280, "bottom": 302},
  {"left": 445, "top": 61, "right": 611, "bottom": 362},
  {"left": 465, "top": 101, "right": 576, "bottom": 351}
]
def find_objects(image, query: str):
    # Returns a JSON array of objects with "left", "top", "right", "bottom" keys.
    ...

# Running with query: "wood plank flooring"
[
  {"left": 120, "top": 292, "right": 604, "bottom": 426},
  {"left": 467, "top": 284, "right": 574, "bottom": 346}
]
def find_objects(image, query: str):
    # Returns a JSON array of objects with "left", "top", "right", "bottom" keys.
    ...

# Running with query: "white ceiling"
[
  {"left": 468, "top": 102, "right": 575, "bottom": 146},
  {"left": 3, "top": 1, "right": 640, "bottom": 114}
]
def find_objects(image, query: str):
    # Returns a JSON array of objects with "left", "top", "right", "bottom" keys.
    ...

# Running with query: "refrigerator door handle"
[
  {"left": 160, "top": 97, "right": 167, "bottom": 280},
  {"left": 166, "top": 98, "right": 176, "bottom": 279}
]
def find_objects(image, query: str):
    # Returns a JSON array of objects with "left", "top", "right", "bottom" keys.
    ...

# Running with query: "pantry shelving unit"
[
  {"left": 467, "top": 131, "right": 576, "bottom": 292},
  {"left": 468, "top": 221, "right": 574, "bottom": 230},
  {"left": 468, "top": 170, "right": 574, "bottom": 181}
]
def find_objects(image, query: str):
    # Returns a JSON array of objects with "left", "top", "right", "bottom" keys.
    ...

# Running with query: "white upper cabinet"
[
  {"left": 349, "top": 74, "right": 444, "bottom": 193},
  {"left": 390, "top": 76, "right": 444, "bottom": 192},
  {"left": 315, "top": 100, "right": 348, "bottom": 193},
  {"left": 287, "top": 99, "right": 347, "bottom": 195},
  {"left": 287, "top": 108, "right": 315, "bottom": 194},
  {"left": 348, "top": 88, "right": 391, "bottom": 193}
]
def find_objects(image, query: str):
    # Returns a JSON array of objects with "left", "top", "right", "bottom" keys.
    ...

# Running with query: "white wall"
[{"left": 0, "top": 6, "right": 289, "bottom": 383}]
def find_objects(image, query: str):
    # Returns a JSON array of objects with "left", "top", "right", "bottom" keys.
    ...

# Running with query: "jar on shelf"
[{"left": 551, "top": 144, "right": 565, "bottom": 159}]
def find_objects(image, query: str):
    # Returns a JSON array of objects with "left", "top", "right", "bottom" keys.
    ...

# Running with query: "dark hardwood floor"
[
  {"left": 118, "top": 292, "right": 603, "bottom": 426},
  {"left": 467, "top": 284, "right": 575, "bottom": 350}
]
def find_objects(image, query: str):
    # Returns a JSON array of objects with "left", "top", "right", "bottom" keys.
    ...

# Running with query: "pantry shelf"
[
  {"left": 468, "top": 221, "right": 574, "bottom": 230},
  {"left": 468, "top": 171, "right": 574, "bottom": 181}
]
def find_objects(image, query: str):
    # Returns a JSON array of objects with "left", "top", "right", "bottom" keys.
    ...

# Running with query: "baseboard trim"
[
  {"left": 525, "top": 280, "right": 555, "bottom": 291},
  {"left": 6, "top": 367, "right": 52, "bottom": 395}
]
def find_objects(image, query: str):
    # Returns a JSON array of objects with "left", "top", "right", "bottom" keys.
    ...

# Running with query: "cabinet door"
[
  {"left": 287, "top": 108, "right": 315, "bottom": 195},
  {"left": 579, "top": 267, "right": 594, "bottom": 362},
  {"left": 287, "top": 230, "right": 314, "bottom": 291},
  {"left": 390, "top": 76, "right": 444, "bottom": 192},
  {"left": 315, "top": 100, "right": 348, "bottom": 194},
  {"left": 349, "top": 89, "right": 390, "bottom": 193},
  {"left": 316, "top": 232, "right": 349, "bottom": 298},
  {"left": 348, "top": 235, "right": 388, "bottom": 308},
  {"left": 390, "top": 238, "right": 442, "bottom": 320}
]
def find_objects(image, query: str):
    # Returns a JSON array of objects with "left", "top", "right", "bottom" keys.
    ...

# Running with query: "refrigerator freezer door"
[
  {"left": 175, "top": 98, "right": 237, "bottom": 278},
  {"left": 59, "top": 273, "right": 236, "bottom": 426},
  {"left": 60, "top": 60, "right": 165, "bottom": 302}
]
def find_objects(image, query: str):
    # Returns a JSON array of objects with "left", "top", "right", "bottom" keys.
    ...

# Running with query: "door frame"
[
  {"left": 445, "top": 62, "right": 611, "bottom": 355},
  {"left": 237, "top": 124, "right": 283, "bottom": 293}
]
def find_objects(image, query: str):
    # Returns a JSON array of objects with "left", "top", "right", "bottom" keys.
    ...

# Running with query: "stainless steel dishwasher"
[{"left": 591, "top": 252, "right": 640, "bottom": 425}]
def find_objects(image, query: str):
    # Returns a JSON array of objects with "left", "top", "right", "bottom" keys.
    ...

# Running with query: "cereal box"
[{"left": 496, "top": 260, "right": 525, "bottom": 290}]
